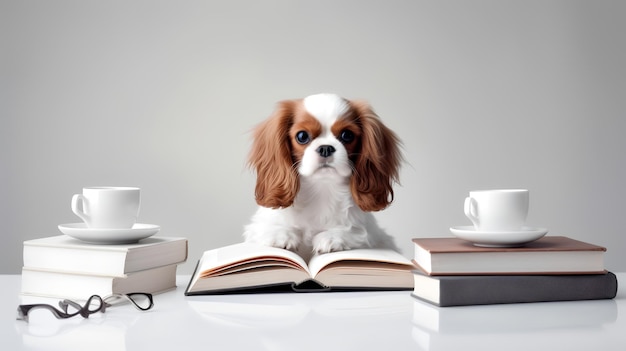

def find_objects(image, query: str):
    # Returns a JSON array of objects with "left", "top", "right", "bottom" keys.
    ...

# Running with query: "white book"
[
  {"left": 21, "top": 264, "right": 178, "bottom": 300},
  {"left": 23, "top": 235, "right": 188, "bottom": 276}
]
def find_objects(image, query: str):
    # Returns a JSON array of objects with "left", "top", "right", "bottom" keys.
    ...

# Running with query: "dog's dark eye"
[
  {"left": 339, "top": 130, "right": 355, "bottom": 144},
  {"left": 295, "top": 131, "right": 310, "bottom": 145}
]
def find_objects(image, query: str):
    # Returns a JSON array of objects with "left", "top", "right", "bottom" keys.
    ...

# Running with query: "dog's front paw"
[
  {"left": 268, "top": 229, "right": 301, "bottom": 251},
  {"left": 312, "top": 231, "right": 351, "bottom": 255},
  {"left": 244, "top": 227, "right": 301, "bottom": 252}
]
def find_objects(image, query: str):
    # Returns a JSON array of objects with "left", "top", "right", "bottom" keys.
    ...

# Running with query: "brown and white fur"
[{"left": 243, "top": 93, "right": 402, "bottom": 260}]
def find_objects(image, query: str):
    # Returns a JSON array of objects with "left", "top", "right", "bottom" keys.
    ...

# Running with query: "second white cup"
[
  {"left": 71, "top": 187, "right": 141, "bottom": 229},
  {"left": 464, "top": 189, "right": 529, "bottom": 232}
]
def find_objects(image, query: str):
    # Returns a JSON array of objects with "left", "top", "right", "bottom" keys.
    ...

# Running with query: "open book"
[{"left": 185, "top": 242, "right": 415, "bottom": 295}]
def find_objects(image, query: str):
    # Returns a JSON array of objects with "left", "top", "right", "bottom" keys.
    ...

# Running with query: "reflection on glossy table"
[{"left": 1, "top": 274, "right": 624, "bottom": 350}]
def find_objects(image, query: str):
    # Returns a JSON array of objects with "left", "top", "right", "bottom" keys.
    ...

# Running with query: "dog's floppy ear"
[
  {"left": 349, "top": 101, "right": 402, "bottom": 211},
  {"left": 248, "top": 100, "right": 299, "bottom": 208}
]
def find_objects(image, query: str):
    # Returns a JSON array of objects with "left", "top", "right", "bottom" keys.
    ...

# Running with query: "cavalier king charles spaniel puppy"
[{"left": 243, "top": 93, "right": 402, "bottom": 259}]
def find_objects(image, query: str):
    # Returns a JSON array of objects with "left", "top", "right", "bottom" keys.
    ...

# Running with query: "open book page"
[
  {"left": 308, "top": 249, "right": 415, "bottom": 288},
  {"left": 187, "top": 243, "right": 313, "bottom": 293},
  {"left": 308, "top": 248, "right": 413, "bottom": 277},
  {"left": 197, "top": 243, "right": 311, "bottom": 278}
]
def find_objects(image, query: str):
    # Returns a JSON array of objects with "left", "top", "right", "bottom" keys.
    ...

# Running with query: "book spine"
[
  {"left": 21, "top": 265, "right": 178, "bottom": 300},
  {"left": 432, "top": 273, "right": 617, "bottom": 307},
  {"left": 23, "top": 245, "right": 127, "bottom": 276}
]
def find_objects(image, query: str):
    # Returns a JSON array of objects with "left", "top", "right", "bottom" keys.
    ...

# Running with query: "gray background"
[{"left": 2, "top": 0, "right": 625, "bottom": 275}]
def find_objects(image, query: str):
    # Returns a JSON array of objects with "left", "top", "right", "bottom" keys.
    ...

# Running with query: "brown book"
[{"left": 412, "top": 236, "right": 606, "bottom": 275}]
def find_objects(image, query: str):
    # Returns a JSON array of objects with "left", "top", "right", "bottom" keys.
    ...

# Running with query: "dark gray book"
[{"left": 412, "top": 270, "right": 618, "bottom": 307}]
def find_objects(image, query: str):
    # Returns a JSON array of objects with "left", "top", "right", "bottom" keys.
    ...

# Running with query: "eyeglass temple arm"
[
  {"left": 17, "top": 303, "right": 79, "bottom": 322},
  {"left": 103, "top": 293, "right": 154, "bottom": 311},
  {"left": 59, "top": 295, "right": 105, "bottom": 318}
]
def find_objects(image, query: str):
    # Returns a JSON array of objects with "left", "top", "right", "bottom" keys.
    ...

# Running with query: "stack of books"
[
  {"left": 410, "top": 236, "right": 618, "bottom": 307},
  {"left": 21, "top": 235, "right": 188, "bottom": 300}
]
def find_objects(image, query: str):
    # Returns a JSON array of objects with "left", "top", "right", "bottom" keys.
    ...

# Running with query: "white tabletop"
[{"left": 1, "top": 274, "right": 624, "bottom": 351}]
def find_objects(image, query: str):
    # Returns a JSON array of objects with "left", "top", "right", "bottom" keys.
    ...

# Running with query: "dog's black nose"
[{"left": 316, "top": 145, "right": 336, "bottom": 158}]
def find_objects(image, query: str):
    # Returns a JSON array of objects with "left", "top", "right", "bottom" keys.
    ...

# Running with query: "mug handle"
[
  {"left": 71, "top": 194, "right": 90, "bottom": 226},
  {"left": 464, "top": 197, "right": 480, "bottom": 228}
]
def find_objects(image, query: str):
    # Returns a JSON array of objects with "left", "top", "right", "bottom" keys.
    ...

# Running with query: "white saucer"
[
  {"left": 58, "top": 223, "right": 160, "bottom": 244},
  {"left": 449, "top": 226, "right": 548, "bottom": 247}
]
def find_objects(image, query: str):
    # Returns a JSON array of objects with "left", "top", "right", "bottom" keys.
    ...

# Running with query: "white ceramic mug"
[
  {"left": 464, "top": 189, "right": 529, "bottom": 232},
  {"left": 71, "top": 187, "right": 140, "bottom": 229}
]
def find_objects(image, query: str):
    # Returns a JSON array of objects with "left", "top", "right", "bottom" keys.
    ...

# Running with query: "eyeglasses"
[{"left": 16, "top": 292, "right": 154, "bottom": 323}]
